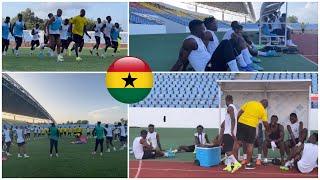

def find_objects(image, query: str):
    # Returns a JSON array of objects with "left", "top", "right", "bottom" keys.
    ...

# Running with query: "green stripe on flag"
[{"left": 107, "top": 88, "right": 152, "bottom": 104}]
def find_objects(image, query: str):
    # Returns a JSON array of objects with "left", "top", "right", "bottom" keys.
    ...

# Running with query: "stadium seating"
[
  {"left": 131, "top": 73, "right": 236, "bottom": 108},
  {"left": 130, "top": 2, "right": 231, "bottom": 29},
  {"left": 130, "top": 13, "right": 164, "bottom": 25},
  {"left": 131, "top": 73, "right": 318, "bottom": 109}
]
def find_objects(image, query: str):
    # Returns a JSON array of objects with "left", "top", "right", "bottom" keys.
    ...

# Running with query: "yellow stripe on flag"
[{"left": 106, "top": 72, "right": 153, "bottom": 88}]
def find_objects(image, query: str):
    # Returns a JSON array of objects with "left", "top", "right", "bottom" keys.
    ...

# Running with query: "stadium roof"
[
  {"left": 2, "top": 74, "right": 55, "bottom": 122},
  {"left": 196, "top": 2, "right": 256, "bottom": 21}
]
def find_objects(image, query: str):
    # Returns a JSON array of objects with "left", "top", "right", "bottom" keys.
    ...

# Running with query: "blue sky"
[
  {"left": 7, "top": 73, "right": 127, "bottom": 124},
  {"left": 2, "top": 2, "right": 128, "bottom": 31},
  {"left": 252, "top": 2, "right": 318, "bottom": 23}
]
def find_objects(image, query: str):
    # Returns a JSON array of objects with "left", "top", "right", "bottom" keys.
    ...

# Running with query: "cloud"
[{"left": 87, "top": 106, "right": 125, "bottom": 123}]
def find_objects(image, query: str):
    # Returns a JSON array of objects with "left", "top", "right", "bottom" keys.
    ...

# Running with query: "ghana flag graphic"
[{"left": 106, "top": 57, "right": 153, "bottom": 104}]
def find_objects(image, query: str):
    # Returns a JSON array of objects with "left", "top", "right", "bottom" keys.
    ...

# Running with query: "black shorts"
[
  {"left": 205, "top": 40, "right": 236, "bottom": 71},
  {"left": 73, "top": 34, "right": 83, "bottom": 44},
  {"left": 61, "top": 39, "right": 70, "bottom": 48},
  {"left": 112, "top": 41, "right": 118, "bottom": 47},
  {"left": 185, "top": 145, "right": 196, "bottom": 152},
  {"left": 104, "top": 36, "right": 111, "bottom": 46},
  {"left": 87, "top": 132, "right": 90, "bottom": 135},
  {"left": 95, "top": 36, "right": 101, "bottom": 44},
  {"left": 31, "top": 40, "right": 40, "bottom": 47},
  {"left": 142, "top": 150, "right": 156, "bottom": 159},
  {"left": 120, "top": 136, "right": 127, "bottom": 142},
  {"left": 106, "top": 136, "right": 113, "bottom": 141},
  {"left": 18, "top": 142, "right": 25, "bottom": 147},
  {"left": 222, "top": 134, "right": 234, "bottom": 153},
  {"left": 2, "top": 38, "right": 9, "bottom": 45},
  {"left": 14, "top": 36, "right": 22, "bottom": 45},
  {"left": 44, "top": 35, "right": 49, "bottom": 44},
  {"left": 236, "top": 123, "right": 256, "bottom": 144}
]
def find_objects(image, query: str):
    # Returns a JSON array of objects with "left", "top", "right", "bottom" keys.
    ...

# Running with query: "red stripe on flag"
[{"left": 108, "top": 57, "right": 151, "bottom": 72}]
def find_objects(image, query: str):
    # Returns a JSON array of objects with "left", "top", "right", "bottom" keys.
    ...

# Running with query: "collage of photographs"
[{"left": 1, "top": 1, "right": 318, "bottom": 179}]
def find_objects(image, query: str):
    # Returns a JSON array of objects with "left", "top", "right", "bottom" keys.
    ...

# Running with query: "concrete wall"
[{"left": 129, "top": 24, "right": 166, "bottom": 35}]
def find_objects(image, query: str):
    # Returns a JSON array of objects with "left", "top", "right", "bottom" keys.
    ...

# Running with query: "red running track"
[
  {"left": 130, "top": 160, "right": 318, "bottom": 178},
  {"left": 292, "top": 33, "right": 318, "bottom": 63}
]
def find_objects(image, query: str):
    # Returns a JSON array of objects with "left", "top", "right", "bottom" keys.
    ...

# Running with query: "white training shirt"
[
  {"left": 133, "top": 137, "right": 144, "bottom": 159},
  {"left": 297, "top": 143, "right": 318, "bottom": 173},
  {"left": 147, "top": 131, "right": 158, "bottom": 149},
  {"left": 223, "top": 104, "right": 238, "bottom": 136},
  {"left": 222, "top": 29, "right": 234, "bottom": 40},
  {"left": 103, "top": 21, "right": 113, "bottom": 37},
  {"left": 289, "top": 121, "right": 300, "bottom": 139},
  {"left": 120, "top": 125, "right": 126, "bottom": 137},
  {"left": 105, "top": 126, "right": 113, "bottom": 137},
  {"left": 16, "top": 128, "right": 25, "bottom": 143},
  {"left": 60, "top": 24, "right": 70, "bottom": 40},
  {"left": 206, "top": 30, "right": 219, "bottom": 56},
  {"left": 186, "top": 35, "right": 211, "bottom": 71},
  {"left": 194, "top": 132, "right": 207, "bottom": 145},
  {"left": 94, "top": 22, "right": 103, "bottom": 37},
  {"left": 32, "top": 28, "right": 40, "bottom": 41},
  {"left": 4, "top": 129, "right": 11, "bottom": 142}
]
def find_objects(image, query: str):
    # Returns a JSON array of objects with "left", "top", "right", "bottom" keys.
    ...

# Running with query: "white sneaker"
[
  {"left": 57, "top": 54, "right": 64, "bottom": 62},
  {"left": 3, "top": 51, "right": 6, "bottom": 56},
  {"left": 50, "top": 154, "right": 53, "bottom": 157},
  {"left": 100, "top": 152, "right": 103, "bottom": 156},
  {"left": 107, "top": 149, "right": 110, "bottom": 153},
  {"left": 6, "top": 152, "right": 12, "bottom": 156},
  {"left": 92, "top": 151, "right": 96, "bottom": 155},
  {"left": 24, "top": 154, "right": 30, "bottom": 158},
  {"left": 263, "top": 158, "right": 268, "bottom": 164},
  {"left": 113, "top": 147, "right": 116, "bottom": 151},
  {"left": 56, "top": 153, "right": 59, "bottom": 157}
]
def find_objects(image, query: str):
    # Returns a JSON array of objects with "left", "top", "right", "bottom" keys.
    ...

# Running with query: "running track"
[
  {"left": 130, "top": 160, "right": 318, "bottom": 178},
  {"left": 292, "top": 33, "right": 318, "bottom": 63}
]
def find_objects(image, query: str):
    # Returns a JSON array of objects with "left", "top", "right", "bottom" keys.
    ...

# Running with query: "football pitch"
[
  {"left": 129, "top": 33, "right": 317, "bottom": 71},
  {"left": 2, "top": 48, "right": 127, "bottom": 71},
  {"left": 2, "top": 136, "right": 127, "bottom": 178}
]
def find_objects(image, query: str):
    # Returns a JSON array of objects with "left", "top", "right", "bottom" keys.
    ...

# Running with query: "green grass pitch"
[
  {"left": 2, "top": 136, "right": 127, "bottom": 178},
  {"left": 2, "top": 48, "right": 127, "bottom": 72}
]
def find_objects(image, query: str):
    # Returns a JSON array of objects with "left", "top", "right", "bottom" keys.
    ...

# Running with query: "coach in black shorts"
[{"left": 232, "top": 99, "right": 270, "bottom": 170}]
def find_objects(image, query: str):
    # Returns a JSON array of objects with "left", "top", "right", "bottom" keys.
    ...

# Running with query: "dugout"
[{"left": 217, "top": 80, "right": 313, "bottom": 134}]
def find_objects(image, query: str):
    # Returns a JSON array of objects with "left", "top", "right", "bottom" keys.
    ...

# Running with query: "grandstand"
[
  {"left": 131, "top": 73, "right": 318, "bottom": 109},
  {"left": 2, "top": 73, "right": 54, "bottom": 125}
]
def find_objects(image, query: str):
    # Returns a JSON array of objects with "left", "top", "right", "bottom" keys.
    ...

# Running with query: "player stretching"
[
  {"left": 90, "top": 18, "right": 103, "bottom": 56},
  {"left": 11, "top": 13, "right": 26, "bottom": 57},
  {"left": 30, "top": 23, "right": 40, "bottom": 55},
  {"left": 2, "top": 16, "right": 11, "bottom": 56}
]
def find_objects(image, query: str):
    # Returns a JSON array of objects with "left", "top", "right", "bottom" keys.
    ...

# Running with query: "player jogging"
[
  {"left": 101, "top": 16, "right": 113, "bottom": 57},
  {"left": 60, "top": 18, "right": 72, "bottom": 55},
  {"left": 30, "top": 23, "right": 40, "bottom": 55},
  {"left": 15, "top": 126, "right": 30, "bottom": 158},
  {"left": 90, "top": 17, "right": 103, "bottom": 56},
  {"left": 11, "top": 13, "right": 26, "bottom": 57},
  {"left": 2, "top": 16, "right": 11, "bottom": 56},
  {"left": 110, "top": 23, "right": 121, "bottom": 56},
  {"left": 105, "top": 124, "right": 116, "bottom": 152},
  {"left": 70, "top": 9, "right": 91, "bottom": 61},
  {"left": 46, "top": 9, "right": 63, "bottom": 61}
]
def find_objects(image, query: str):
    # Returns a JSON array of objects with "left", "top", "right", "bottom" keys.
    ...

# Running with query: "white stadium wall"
[
  {"left": 129, "top": 107, "right": 318, "bottom": 131},
  {"left": 129, "top": 24, "right": 166, "bottom": 35}
]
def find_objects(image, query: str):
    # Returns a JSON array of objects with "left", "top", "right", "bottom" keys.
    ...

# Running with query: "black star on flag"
[{"left": 122, "top": 73, "right": 137, "bottom": 88}]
